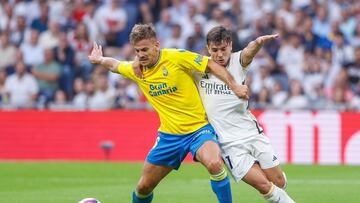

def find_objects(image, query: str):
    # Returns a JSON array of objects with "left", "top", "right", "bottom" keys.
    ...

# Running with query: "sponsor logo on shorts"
[{"left": 193, "top": 129, "right": 214, "bottom": 140}]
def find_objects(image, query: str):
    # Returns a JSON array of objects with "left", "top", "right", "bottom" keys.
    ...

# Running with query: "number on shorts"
[{"left": 225, "top": 155, "right": 233, "bottom": 169}]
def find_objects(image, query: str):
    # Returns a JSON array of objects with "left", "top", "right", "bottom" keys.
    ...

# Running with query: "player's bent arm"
[
  {"left": 98, "top": 57, "right": 121, "bottom": 73},
  {"left": 240, "top": 40, "right": 262, "bottom": 67},
  {"left": 240, "top": 34, "right": 279, "bottom": 67},
  {"left": 206, "top": 59, "right": 249, "bottom": 100},
  {"left": 88, "top": 42, "right": 120, "bottom": 73}
]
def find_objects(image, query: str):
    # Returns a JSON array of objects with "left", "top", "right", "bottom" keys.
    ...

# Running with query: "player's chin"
[{"left": 140, "top": 61, "right": 148, "bottom": 66}]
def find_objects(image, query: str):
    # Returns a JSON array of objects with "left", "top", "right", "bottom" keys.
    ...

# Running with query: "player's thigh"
[
  {"left": 195, "top": 141, "right": 223, "bottom": 173},
  {"left": 189, "top": 124, "right": 223, "bottom": 173},
  {"left": 195, "top": 140, "right": 222, "bottom": 163},
  {"left": 252, "top": 134, "right": 280, "bottom": 169},
  {"left": 137, "top": 161, "right": 173, "bottom": 191},
  {"left": 222, "top": 146, "right": 255, "bottom": 182},
  {"left": 242, "top": 163, "right": 272, "bottom": 194}
]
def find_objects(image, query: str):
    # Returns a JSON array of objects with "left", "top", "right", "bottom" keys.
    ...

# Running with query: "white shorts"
[{"left": 220, "top": 133, "right": 280, "bottom": 182}]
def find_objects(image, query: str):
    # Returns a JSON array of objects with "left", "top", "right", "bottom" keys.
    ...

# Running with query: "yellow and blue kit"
[{"left": 117, "top": 49, "right": 218, "bottom": 169}]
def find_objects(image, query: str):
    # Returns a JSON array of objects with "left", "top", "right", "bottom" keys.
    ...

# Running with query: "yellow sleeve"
[
  {"left": 171, "top": 49, "right": 209, "bottom": 73},
  {"left": 117, "top": 61, "right": 136, "bottom": 80}
]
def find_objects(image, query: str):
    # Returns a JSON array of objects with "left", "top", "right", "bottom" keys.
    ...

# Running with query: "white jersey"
[{"left": 193, "top": 51, "right": 263, "bottom": 144}]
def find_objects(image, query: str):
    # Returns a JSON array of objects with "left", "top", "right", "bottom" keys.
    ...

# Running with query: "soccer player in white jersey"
[{"left": 193, "top": 26, "right": 295, "bottom": 203}]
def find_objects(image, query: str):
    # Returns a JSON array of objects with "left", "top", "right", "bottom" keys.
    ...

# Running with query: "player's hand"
[
  {"left": 132, "top": 56, "right": 143, "bottom": 79},
  {"left": 255, "top": 34, "right": 279, "bottom": 45},
  {"left": 88, "top": 42, "right": 103, "bottom": 64},
  {"left": 233, "top": 85, "right": 249, "bottom": 100}
]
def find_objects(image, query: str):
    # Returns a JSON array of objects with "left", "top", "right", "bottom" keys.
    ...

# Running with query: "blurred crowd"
[{"left": 0, "top": 0, "right": 359, "bottom": 111}]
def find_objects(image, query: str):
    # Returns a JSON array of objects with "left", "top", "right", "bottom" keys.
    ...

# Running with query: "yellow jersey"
[{"left": 117, "top": 49, "right": 209, "bottom": 134}]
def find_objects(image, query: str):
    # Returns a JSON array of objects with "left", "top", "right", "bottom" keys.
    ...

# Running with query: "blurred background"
[
  {"left": 1, "top": 0, "right": 360, "bottom": 202},
  {"left": 0, "top": 0, "right": 359, "bottom": 111}
]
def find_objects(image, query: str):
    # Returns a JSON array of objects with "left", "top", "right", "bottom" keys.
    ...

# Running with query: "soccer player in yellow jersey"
[{"left": 88, "top": 24, "right": 248, "bottom": 203}]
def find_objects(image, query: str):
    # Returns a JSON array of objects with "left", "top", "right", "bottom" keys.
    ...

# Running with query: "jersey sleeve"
[
  {"left": 117, "top": 61, "right": 136, "bottom": 80},
  {"left": 172, "top": 49, "right": 209, "bottom": 73}
]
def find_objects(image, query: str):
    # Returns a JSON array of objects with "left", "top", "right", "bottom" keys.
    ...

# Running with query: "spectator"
[
  {"left": 343, "top": 47, "right": 360, "bottom": 94},
  {"left": 284, "top": 79, "right": 309, "bottom": 109},
  {"left": 48, "top": 0, "right": 66, "bottom": 23},
  {"left": 168, "top": 0, "right": 188, "bottom": 25},
  {"left": 53, "top": 32, "right": 76, "bottom": 98},
  {"left": 20, "top": 29, "right": 44, "bottom": 67},
  {"left": 277, "top": 0, "right": 296, "bottom": 31},
  {"left": 185, "top": 22, "right": 206, "bottom": 53},
  {"left": 39, "top": 20, "right": 61, "bottom": 49},
  {"left": 0, "top": 1, "right": 13, "bottom": 32},
  {"left": 115, "top": 76, "right": 147, "bottom": 109},
  {"left": 10, "top": 15, "right": 29, "bottom": 46},
  {"left": 163, "top": 24, "right": 186, "bottom": 48},
  {"left": 4, "top": 61, "right": 38, "bottom": 108},
  {"left": 254, "top": 87, "right": 271, "bottom": 109},
  {"left": 351, "top": 22, "right": 360, "bottom": 47},
  {"left": 82, "top": 0, "right": 103, "bottom": 43},
  {"left": 32, "top": 48, "right": 61, "bottom": 105},
  {"left": 0, "top": 69, "right": 7, "bottom": 105},
  {"left": 299, "top": 16, "right": 319, "bottom": 53},
  {"left": 221, "top": 16, "right": 241, "bottom": 51},
  {"left": 72, "top": 0, "right": 86, "bottom": 23},
  {"left": 155, "top": 9, "right": 173, "bottom": 44},
  {"left": 88, "top": 74, "right": 115, "bottom": 110},
  {"left": 58, "top": 4, "right": 77, "bottom": 32},
  {"left": 0, "top": 31, "right": 17, "bottom": 71},
  {"left": 72, "top": 77, "right": 87, "bottom": 109},
  {"left": 204, "top": 7, "right": 224, "bottom": 35},
  {"left": 178, "top": 3, "right": 206, "bottom": 39},
  {"left": 94, "top": 0, "right": 127, "bottom": 46},
  {"left": 277, "top": 33, "right": 305, "bottom": 80},
  {"left": 271, "top": 81, "right": 288, "bottom": 108},
  {"left": 70, "top": 22, "right": 93, "bottom": 79},
  {"left": 326, "top": 31, "right": 354, "bottom": 88},
  {"left": 339, "top": 6, "right": 357, "bottom": 40},
  {"left": 312, "top": 5, "right": 331, "bottom": 39},
  {"left": 30, "top": 3, "right": 49, "bottom": 33}
]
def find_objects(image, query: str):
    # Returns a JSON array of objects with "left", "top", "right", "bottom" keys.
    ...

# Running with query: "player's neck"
[
  {"left": 225, "top": 59, "right": 230, "bottom": 68},
  {"left": 146, "top": 50, "right": 161, "bottom": 69}
]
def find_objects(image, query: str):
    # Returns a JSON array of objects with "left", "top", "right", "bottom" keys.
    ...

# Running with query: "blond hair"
[{"left": 129, "top": 24, "right": 157, "bottom": 44}]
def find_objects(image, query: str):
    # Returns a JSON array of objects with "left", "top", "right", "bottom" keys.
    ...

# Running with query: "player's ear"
[
  {"left": 229, "top": 41, "right": 233, "bottom": 52},
  {"left": 154, "top": 40, "right": 160, "bottom": 50}
]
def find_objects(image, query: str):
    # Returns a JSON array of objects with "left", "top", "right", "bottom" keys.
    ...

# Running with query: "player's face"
[
  {"left": 207, "top": 41, "right": 232, "bottom": 66},
  {"left": 133, "top": 38, "right": 160, "bottom": 67}
]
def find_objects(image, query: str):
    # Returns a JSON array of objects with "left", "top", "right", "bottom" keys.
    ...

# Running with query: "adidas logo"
[{"left": 273, "top": 156, "right": 278, "bottom": 161}]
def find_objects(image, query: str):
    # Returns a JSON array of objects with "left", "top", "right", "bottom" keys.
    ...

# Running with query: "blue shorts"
[{"left": 146, "top": 124, "right": 218, "bottom": 170}]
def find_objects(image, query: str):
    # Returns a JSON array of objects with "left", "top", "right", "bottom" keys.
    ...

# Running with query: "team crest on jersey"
[
  {"left": 162, "top": 66, "right": 168, "bottom": 76},
  {"left": 194, "top": 54, "right": 203, "bottom": 65}
]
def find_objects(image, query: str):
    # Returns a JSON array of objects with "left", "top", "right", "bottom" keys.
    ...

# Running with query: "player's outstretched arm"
[
  {"left": 240, "top": 34, "right": 278, "bottom": 67},
  {"left": 207, "top": 59, "right": 249, "bottom": 100},
  {"left": 88, "top": 42, "right": 120, "bottom": 73}
]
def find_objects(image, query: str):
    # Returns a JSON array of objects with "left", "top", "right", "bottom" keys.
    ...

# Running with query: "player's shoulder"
[
  {"left": 161, "top": 49, "right": 184, "bottom": 63},
  {"left": 231, "top": 50, "right": 241, "bottom": 59},
  {"left": 162, "top": 48, "right": 198, "bottom": 57},
  {"left": 226, "top": 51, "right": 240, "bottom": 66}
]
